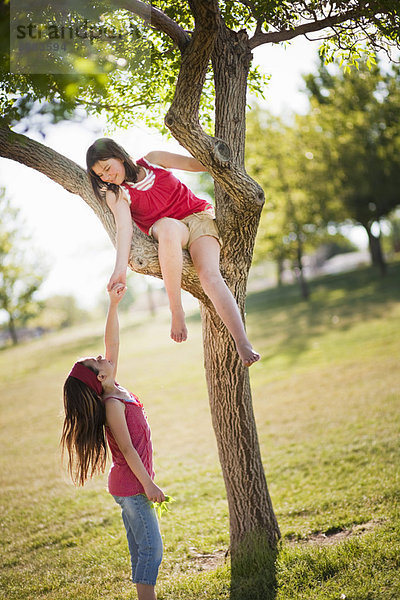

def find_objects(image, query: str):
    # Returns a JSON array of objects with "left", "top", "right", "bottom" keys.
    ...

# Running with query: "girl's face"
[
  {"left": 92, "top": 158, "right": 126, "bottom": 185},
  {"left": 82, "top": 355, "right": 114, "bottom": 380}
]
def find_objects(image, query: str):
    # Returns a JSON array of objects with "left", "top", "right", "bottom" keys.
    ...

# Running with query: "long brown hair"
[
  {"left": 86, "top": 137, "right": 140, "bottom": 201},
  {"left": 61, "top": 366, "right": 107, "bottom": 486}
]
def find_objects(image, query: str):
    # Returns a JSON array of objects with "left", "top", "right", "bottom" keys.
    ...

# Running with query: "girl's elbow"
[{"left": 120, "top": 443, "right": 134, "bottom": 458}]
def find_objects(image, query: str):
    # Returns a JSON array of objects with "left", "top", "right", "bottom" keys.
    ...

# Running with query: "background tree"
[
  {"left": 302, "top": 57, "right": 400, "bottom": 275},
  {"left": 246, "top": 108, "right": 339, "bottom": 298},
  {"left": 0, "top": 188, "right": 44, "bottom": 345},
  {"left": 384, "top": 213, "right": 400, "bottom": 254},
  {"left": 1, "top": 1, "right": 400, "bottom": 578},
  {"left": 32, "top": 294, "right": 90, "bottom": 330}
]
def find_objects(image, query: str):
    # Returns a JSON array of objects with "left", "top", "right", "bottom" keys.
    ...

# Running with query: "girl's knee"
[
  {"left": 197, "top": 267, "right": 223, "bottom": 292},
  {"left": 144, "top": 528, "right": 163, "bottom": 564},
  {"left": 153, "top": 217, "right": 180, "bottom": 237},
  {"left": 136, "top": 538, "right": 163, "bottom": 583},
  {"left": 153, "top": 218, "right": 189, "bottom": 246},
  {"left": 140, "top": 541, "right": 162, "bottom": 564},
  {"left": 153, "top": 217, "right": 174, "bottom": 230},
  {"left": 153, "top": 539, "right": 163, "bottom": 567}
]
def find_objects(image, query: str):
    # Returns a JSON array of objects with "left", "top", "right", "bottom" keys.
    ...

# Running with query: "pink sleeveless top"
[
  {"left": 120, "top": 157, "right": 214, "bottom": 235},
  {"left": 104, "top": 393, "right": 154, "bottom": 497}
]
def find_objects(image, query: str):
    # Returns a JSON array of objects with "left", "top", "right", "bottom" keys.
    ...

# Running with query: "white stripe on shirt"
[{"left": 121, "top": 157, "right": 168, "bottom": 197}]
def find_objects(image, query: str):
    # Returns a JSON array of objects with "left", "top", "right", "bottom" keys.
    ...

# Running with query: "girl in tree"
[
  {"left": 61, "top": 284, "right": 164, "bottom": 600},
  {"left": 86, "top": 137, "right": 260, "bottom": 367}
]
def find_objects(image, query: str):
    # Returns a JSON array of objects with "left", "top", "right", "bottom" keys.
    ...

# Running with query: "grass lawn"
[{"left": 0, "top": 261, "right": 399, "bottom": 600}]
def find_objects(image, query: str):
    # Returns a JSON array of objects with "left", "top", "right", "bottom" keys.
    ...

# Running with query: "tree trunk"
[
  {"left": 8, "top": 314, "right": 18, "bottom": 345},
  {"left": 161, "top": 4, "right": 279, "bottom": 555},
  {"left": 363, "top": 224, "right": 387, "bottom": 276},
  {"left": 364, "top": 222, "right": 387, "bottom": 276},
  {"left": 294, "top": 236, "right": 310, "bottom": 300},
  {"left": 276, "top": 257, "right": 284, "bottom": 287},
  {"left": 207, "top": 24, "right": 280, "bottom": 553}
]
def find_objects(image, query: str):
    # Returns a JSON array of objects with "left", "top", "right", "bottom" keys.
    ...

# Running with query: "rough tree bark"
[{"left": 211, "top": 22, "right": 280, "bottom": 549}]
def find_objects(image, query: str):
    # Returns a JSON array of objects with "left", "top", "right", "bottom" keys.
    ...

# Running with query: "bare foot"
[
  {"left": 237, "top": 342, "right": 261, "bottom": 367},
  {"left": 170, "top": 308, "right": 188, "bottom": 343}
]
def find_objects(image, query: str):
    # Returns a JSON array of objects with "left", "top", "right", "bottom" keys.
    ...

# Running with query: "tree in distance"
[
  {"left": 0, "top": 188, "right": 45, "bottom": 345},
  {"left": 302, "top": 57, "right": 400, "bottom": 275}
]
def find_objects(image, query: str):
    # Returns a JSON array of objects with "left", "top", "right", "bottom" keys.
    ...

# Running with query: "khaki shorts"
[{"left": 150, "top": 211, "right": 222, "bottom": 250}]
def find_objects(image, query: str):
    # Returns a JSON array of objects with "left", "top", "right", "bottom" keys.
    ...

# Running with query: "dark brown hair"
[
  {"left": 86, "top": 137, "right": 140, "bottom": 201},
  {"left": 61, "top": 364, "right": 107, "bottom": 486}
]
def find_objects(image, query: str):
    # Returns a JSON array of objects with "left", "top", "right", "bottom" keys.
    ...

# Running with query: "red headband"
[{"left": 69, "top": 362, "right": 103, "bottom": 396}]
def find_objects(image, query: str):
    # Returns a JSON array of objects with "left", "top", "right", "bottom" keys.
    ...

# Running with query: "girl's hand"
[
  {"left": 108, "top": 283, "right": 127, "bottom": 304},
  {"left": 107, "top": 269, "right": 127, "bottom": 291},
  {"left": 144, "top": 481, "right": 165, "bottom": 504},
  {"left": 152, "top": 494, "right": 176, "bottom": 519}
]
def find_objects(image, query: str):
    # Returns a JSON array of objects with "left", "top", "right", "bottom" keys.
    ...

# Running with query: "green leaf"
[{"left": 152, "top": 494, "right": 176, "bottom": 519}]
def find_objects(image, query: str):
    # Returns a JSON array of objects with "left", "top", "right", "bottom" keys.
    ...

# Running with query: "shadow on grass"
[
  {"left": 230, "top": 533, "right": 278, "bottom": 600},
  {"left": 245, "top": 262, "right": 400, "bottom": 366}
]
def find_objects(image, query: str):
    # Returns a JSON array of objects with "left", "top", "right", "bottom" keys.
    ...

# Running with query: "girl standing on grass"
[
  {"left": 61, "top": 284, "right": 164, "bottom": 600},
  {"left": 86, "top": 137, "right": 260, "bottom": 367}
]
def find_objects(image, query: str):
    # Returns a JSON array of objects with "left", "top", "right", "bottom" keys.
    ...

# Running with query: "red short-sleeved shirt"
[
  {"left": 104, "top": 393, "right": 154, "bottom": 497},
  {"left": 120, "top": 157, "right": 214, "bottom": 235}
]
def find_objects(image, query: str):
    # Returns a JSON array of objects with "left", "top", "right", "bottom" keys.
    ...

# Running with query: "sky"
[{"left": 0, "top": 36, "right": 363, "bottom": 309}]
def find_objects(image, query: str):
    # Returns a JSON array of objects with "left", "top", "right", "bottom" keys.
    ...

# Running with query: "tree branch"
[
  {"left": 165, "top": 0, "right": 218, "bottom": 132},
  {"left": 112, "top": 0, "right": 191, "bottom": 51},
  {"left": 164, "top": 2, "right": 264, "bottom": 209},
  {"left": 249, "top": 5, "right": 391, "bottom": 49},
  {"left": 0, "top": 125, "right": 212, "bottom": 306},
  {"left": 75, "top": 97, "right": 159, "bottom": 112}
]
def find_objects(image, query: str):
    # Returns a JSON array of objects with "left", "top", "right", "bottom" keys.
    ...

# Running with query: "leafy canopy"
[{"left": 1, "top": 0, "right": 399, "bottom": 132}]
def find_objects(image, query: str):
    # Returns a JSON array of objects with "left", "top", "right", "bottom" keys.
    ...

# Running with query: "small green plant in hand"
[{"left": 152, "top": 494, "right": 176, "bottom": 518}]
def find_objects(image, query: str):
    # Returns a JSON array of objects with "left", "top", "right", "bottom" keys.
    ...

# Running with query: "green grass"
[{"left": 1, "top": 261, "right": 400, "bottom": 599}]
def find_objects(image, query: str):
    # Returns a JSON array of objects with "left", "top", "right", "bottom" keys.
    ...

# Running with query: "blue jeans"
[{"left": 113, "top": 493, "right": 163, "bottom": 586}]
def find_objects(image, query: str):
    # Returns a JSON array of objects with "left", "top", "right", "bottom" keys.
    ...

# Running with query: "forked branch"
[
  {"left": 112, "top": 0, "right": 190, "bottom": 50},
  {"left": 0, "top": 125, "right": 211, "bottom": 305},
  {"left": 165, "top": 1, "right": 264, "bottom": 208},
  {"left": 249, "top": 3, "right": 398, "bottom": 49}
]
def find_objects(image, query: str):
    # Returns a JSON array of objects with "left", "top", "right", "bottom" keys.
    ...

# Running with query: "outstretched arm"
[
  {"left": 106, "top": 189, "right": 133, "bottom": 290},
  {"left": 104, "top": 284, "right": 126, "bottom": 380},
  {"left": 145, "top": 150, "right": 207, "bottom": 172}
]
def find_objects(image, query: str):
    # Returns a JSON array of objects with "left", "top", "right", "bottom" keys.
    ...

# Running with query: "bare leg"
[
  {"left": 151, "top": 217, "right": 190, "bottom": 343},
  {"left": 136, "top": 583, "right": 157, "bottom": 600},
  {"left": 189, "top": 236, "right": 260, "bottom": 367}
]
